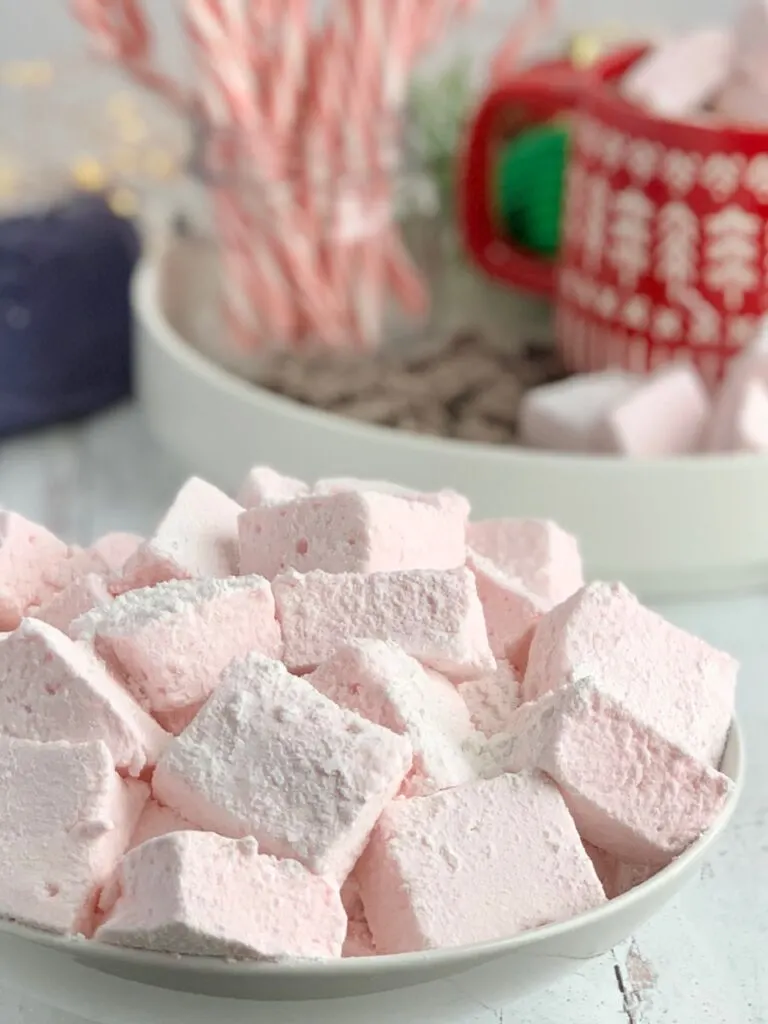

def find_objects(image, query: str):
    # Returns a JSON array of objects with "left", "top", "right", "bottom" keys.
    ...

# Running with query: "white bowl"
[
  {"left": 0, "top": 722, "right": 743, "bottom": 1024},
  {"left": 133, "top": 243, "right": 768, "bottom": 599}
]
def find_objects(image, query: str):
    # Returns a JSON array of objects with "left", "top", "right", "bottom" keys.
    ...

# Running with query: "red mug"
[{"left": 460, "top": 45, "right": 768, "bottom": 383}]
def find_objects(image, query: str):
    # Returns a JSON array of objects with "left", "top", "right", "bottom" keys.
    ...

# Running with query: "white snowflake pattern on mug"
[
  {"left": 676, "top": 286, "right": 722, "bottom": 346},
  {"left": 581, "top": 174, "right": 611, "bottom": 272},
  {"left": 574, "top": 115, "right": 603, "bottom": 160},
  {"left": 727, "top": 314, "right": 759, "bottom": 348},
  {"left": 600, "top": 129, "right": 625, "bottom": 171},
  {"left": 700, "top": 153, "right": 745, "bottom": 201},
  {"left": 595, "top": 286, "right": 619, "bottom": 319},
  {"left": 661, "top": 149, "right": 700, "bottom": 196},
  {"left": 703, "top": 206, "right": 760, "bottom": 311},
  {"left": 620, "top": 294, "right": 652, "bottom": 331},
  {"left": 655, "top": 202, "right": 700, "bottom": 292},
  {"left": 745, "top": 154, "right": 768, "bottom": 202},
  {"left": 606, "top": 189, "right": 654, "bottom": 288},
  {"left": 652, "top": 306, "right": 683, "bottom": 341},
  {"left": 625, "top": 139, "right": 660, "bottom": 183},
  {"left": 562, "top": 163, "right": 590, "bottom": 249}
]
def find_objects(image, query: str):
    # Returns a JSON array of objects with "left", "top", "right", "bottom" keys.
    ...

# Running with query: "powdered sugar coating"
[
  {"left": 523, "top": 581, "right": 737, "bottom": 765},
  {"left": 457, "top": 660, "right": 521, "bottom": 738},
  {"left": 96, "top": 832, "right": 347, "bottom": 959},
  {"left": 153, "top": 654, "right": 412, "bottom": 881},
  {"left": 357, "top": 771, "right": 606, "bottom": 953},
  {"left": 274, "top": 567, "right": 495, "bottom": 679},
  {"left": 308, "top": 640, "right": 476, "bottom": 796},
  {"left": 119, "top": 477, "right": 242, "bottom": 591},
  {"left": 0, "top": 619, "right": 167, "bottom": 776},
  {"left": 467, "top": 519, "right": 583, "bottom": 605},
  {"left": 0, "top": 738, "right": 148, "bottom": 935},
  {"left": 239, "top": 490, "right": 467, "bottom": 580},
  {"left": 73, "top": 575, "right": 281, "bottom": 719},
  {"left": 503, "top": 679, "right": 733, "bottom": 865},
  {"left": 33, "top": 573, "right": 113, "bottom": 636},
  {"left": 237, "top": 466, "right": 309, "bottom": 508}
]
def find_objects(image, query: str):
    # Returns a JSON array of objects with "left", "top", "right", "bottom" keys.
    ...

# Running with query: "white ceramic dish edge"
[{"left": 133, "top": 250, "right": 768, "bottom": 598}]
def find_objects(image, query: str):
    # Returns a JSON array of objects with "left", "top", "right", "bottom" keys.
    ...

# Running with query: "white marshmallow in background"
[
  {"left": 622, "top": 28, "right": 734, "bottom": 118},
  {"left": 707, "top": 323, "right": 768, "bottom": 452},
  {"left": 595, "top": 364, "right": 711, "bottom": 456},
  {"left": 714, "top": 0, "right": 768, "bottom": 123},
  {"left": 518, "top": 371, "right": 640, "bottom": 452}
]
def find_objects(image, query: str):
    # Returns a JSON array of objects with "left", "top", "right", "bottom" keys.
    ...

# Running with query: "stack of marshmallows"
[{"left": 0, "top": 468, "right": 737, "bottom": 959}]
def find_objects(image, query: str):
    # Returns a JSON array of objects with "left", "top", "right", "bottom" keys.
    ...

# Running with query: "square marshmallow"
[
  {"left": 153, "top": 654, "right": 412, "bottom": 880},
  {"left": 119, "top": 477, "right": 242, "bottom": 591},
  {"left": 523, "top": 581, "right": 737, "bottom": 765},
  {"left": 89, "top": 533, "right": 143, "bottom": 575},
  {"left": 356, "top": 771, "right": 605, "bottom": 953},
  {"left": 467, "top": 550, "right": 548, "bottom": 668},
  {"left": 0, "top": 512, "right": 72, "bottom": 630},
  {"left": 74, "top": 575, "right": 281, "bottom": 721},
  {"left": 237, "top": 465, "right": 310, "bottom": 508},
  {"left": 33, "top": 573, "right": 113, "bottom": 636},
  {"left": 96, "top": 832, "right": 347, "bottom": 959},
  {"left": 503, "top": 678, "right": 733, "bottom": 865},
  {"left": 239, "top": 489, "right": 467, "bottom": 580},
  {"left": 0, "top": 618, "right": 167, "bottom": 777},
  {"left": 0, "top": 738, "right": 148, "bottom": 935},
  {"left": 467, "top": 518, "right": 583, "bottom": 605},
  {"left": 457, "top": 660, "right": 521, "bottom": 738},
  {"left": 308, "top": 640, "right": 476, "bottom": 796},
  {"left": 274, "top": 567, "right": 495, "bottom": 679}
]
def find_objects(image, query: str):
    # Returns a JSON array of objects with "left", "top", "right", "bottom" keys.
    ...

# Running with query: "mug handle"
[{"left": 458, "top": 45, "right": 647, "bottom": 297}]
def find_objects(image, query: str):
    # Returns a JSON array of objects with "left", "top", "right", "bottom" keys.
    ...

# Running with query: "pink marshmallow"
[
  {"left": 583, "top": 843, "right": 657, "bottom": 900},
  {"left": 89, "top": 533, "right": 144, "bottom": 575},
  {"left": 129, "top": 799, "right": 199, "bottom": 850},
  {"left": 457, "top": 660, "right": 521, "bottom": 738},
  {"left": 0, "top": 738, "right": 148, "bottom": 935},
  {"left": 274, "top": 567, "right": 495, "bottom": 680},
  {"left": 152, "top": 653, "right": 412, "bottom": 880},
  {"left": 707, "top": 328, "right": 768, "bottom": 450},
  {"left": 467, "top": 550, "right": 548, "bottom": 667},
  {"left": 307, "top": 640, "right": 476, "bottom": 796},
  {"left": 467, "top": 518, "right": 583, "bottom": 605},
  {"left": 731, "top": 378, "right": 768, "bottom": 452},
  {"left": 503, "top": 679, "right": 732, "bottom": 865},
  {"left": 595, "top": 365, "right": 710, "bottom": 456},
  {"left": 356, "top": 771, "right": 605, "bottom": 953},
  {"left": 119, "top": 477, "right": 242, "bottom": 591},
  {"left": 341, "top": 877, "right": 376, "bottom": 958},
  {"left": 33, "top": 573, "right": 113, "bottom": 636},
  {"left": 622, "top": 28, "right": 733, "bottom": 117},
  {"left": 74, "top": 575, "right": 281, "bottom": 721},
  {"left": 0, "top": 618, "right": 168, "bottom": 777},
  {"left": 313, "top": 477, "right": 420, "bottom": 498},
  {"left": 96, "top": 832, "right": 347, "bottom": 959},
  {"left": 0, "top": 512, "right": 71, "bottom": 630},
  {"left": 237, "top": 466, "right": 309, "bottom": 508},
  {"left": 518, "top": 371, "right": 639, "bottom": 452},
  {"left": 239, "top": 489, "right": 467, "bottom": 580},
  {"left": 523, "top": 581, "right": 736, "bottom": 765}
]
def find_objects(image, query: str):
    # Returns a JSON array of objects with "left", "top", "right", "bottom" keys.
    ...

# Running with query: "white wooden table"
[{"left": 0, "top": 402, "right": 765, "bottom": 1024}]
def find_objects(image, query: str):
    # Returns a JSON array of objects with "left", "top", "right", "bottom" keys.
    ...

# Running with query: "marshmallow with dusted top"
[
  {"left": 239, "top": 489, "right": 468, "bottom": 580},
  {"left": 308, "top": 640, "right": 476, "bottom": 796},
  {"left": 729, "top": 378, "right": 768, "bottom": 452},
  {"left": 356, "top": 771, "right": 605, "bottom": 954},
  {"left": 237, "top": 465, "right": 309, "bottom": 508},
  {"left": 595, "top": 364, "right": 710, "bottom": 456},
  {"left": 274, "top": 567, "right": 495, "bottom": 679},
  {"left": 467, "top": 550, "right": 548, "bottom": 669},
  {"left": 457, "top": 660, "right": 521, "bottom": 738},
  {"left": 518, "top": 371, "right": 640, "bottom": 452},
  {"left": 502, "top": 679, "right": 732, "bottom": 865},
  {"left": 467, "top": 519, "right": 583, "bottom": 605},
  {"left": 119, "top": 477, "right": 242, "bottom": 591},
  {"left": 622, "top": 28, "right": 733, "bottom": 117},
  {"left": 0, "top": 512, "right": 72, "bottom": 630},
  {"left": 74, "top": 575, "right": 281, "bottom": 725},
  {"left": 33, "top": 572, "right": 113, "bottom": 636},
  {"left": 523, "top": 581, "right": 736, "bottom": 765},
  {"left": 153, "top": 654, "right": 412, "bottom": 881},
  {"left": 96, "top": 832, "right": 347, "bottom": 959},
  {"left": 707, "top": 325, "right": 768, "bottom": 449},
  {"left": 0, "top": 618, "right": 167, "bottom": 777},
  {"left": 0, "top": 738, "right": 148, "bottom": 935}
]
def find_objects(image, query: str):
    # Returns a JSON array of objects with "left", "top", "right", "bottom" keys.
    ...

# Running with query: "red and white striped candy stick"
[{"left": 70, "top": 0, "right": 192, "bottom": 110}]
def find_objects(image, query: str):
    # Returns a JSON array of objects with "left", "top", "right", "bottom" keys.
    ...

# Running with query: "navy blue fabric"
[{"left": 0, "top": 193, "right": 141, "bottom": 436}]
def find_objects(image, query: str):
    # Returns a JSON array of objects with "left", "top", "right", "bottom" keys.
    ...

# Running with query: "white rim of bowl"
[
  {"left": 132, "top": 256, "right": 766, "bottom": 473},
  {"left": 0, "top": 720, "right": 744, "bottom": 976}
]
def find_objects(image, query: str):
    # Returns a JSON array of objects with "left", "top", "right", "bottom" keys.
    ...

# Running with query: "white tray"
[{"left": 133, "top": 244, "right": 768, "bottom": 599}]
